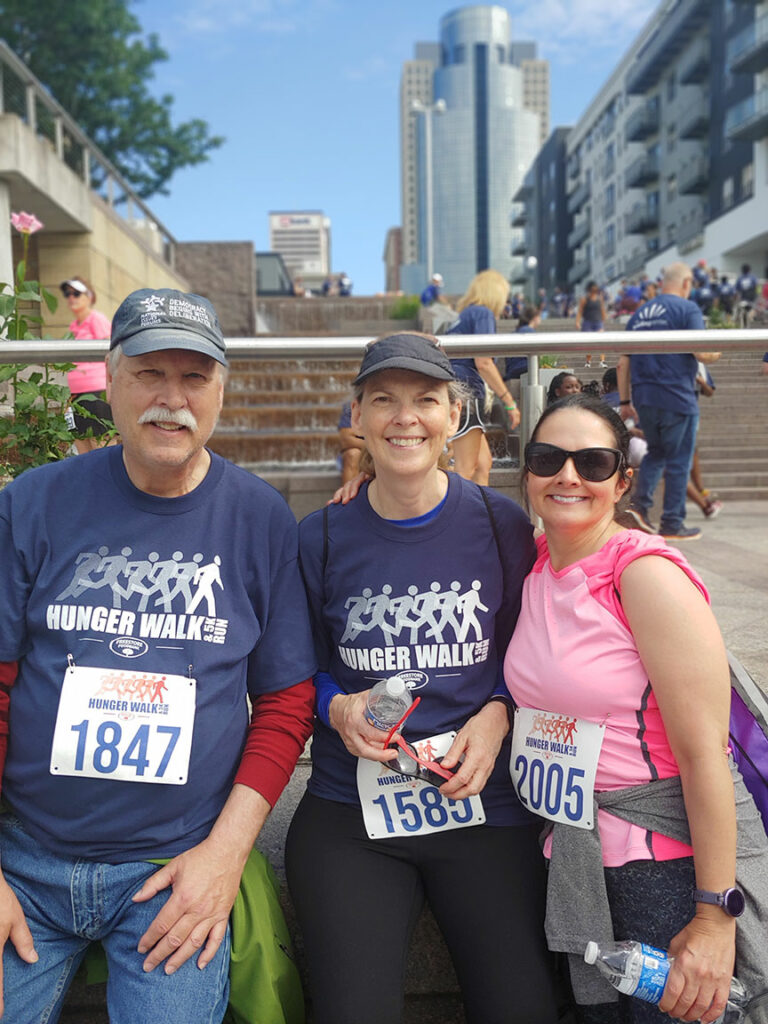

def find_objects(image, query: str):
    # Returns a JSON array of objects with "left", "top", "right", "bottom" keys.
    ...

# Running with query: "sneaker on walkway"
[
  {"left": 599, "top": 360, "right": 608, "bottom": 367},
  {"left": 584, "top": 361, "right": 592, "bottom": 368},
  {"left": 703, "top": 500, "right": 724, "bottom": 519},
  {"left": 626, "top": 506, "right": 655, "bottom": 534},
  {"left": 660, "top": 525, "right": 702, "bottom": 541}
]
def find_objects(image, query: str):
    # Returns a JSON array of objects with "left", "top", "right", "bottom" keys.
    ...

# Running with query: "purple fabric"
[{"left": 730, "top": 686, "right": 768, "bottom": 829}]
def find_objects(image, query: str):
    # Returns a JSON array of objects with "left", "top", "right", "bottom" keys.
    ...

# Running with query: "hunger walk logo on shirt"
[
  {"left": 47, "top": 546, "right": 229, "bottom": 648},
  {"left": 337, "top": 579, "right": 491, "bottom": 673},
  {"left": 631, "top": 302, "right": 667, "bottom": 328}
]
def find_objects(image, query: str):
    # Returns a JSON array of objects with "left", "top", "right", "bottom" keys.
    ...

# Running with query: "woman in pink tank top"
[
  {"left": 504, "top": 394, "right": 768, "bottom": 1024},
  {"left": 61, "top": 276, "right": 115, "bottom": 454}
]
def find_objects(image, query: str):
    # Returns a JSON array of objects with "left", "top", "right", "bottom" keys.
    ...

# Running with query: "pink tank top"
[
  {"left": 504, "top": 530, "right": 708, "bottom": 866},
  {"left": 67, "top": 311, "right": 111, "bottom": 393}
]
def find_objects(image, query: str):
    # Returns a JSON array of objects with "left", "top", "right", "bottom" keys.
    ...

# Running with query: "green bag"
[
  {"left": 84, "top": 847, "right": 304, "bottom": 1024},
  {"left": 225, "top": 848, "right": 305, "bottom": 1024}
]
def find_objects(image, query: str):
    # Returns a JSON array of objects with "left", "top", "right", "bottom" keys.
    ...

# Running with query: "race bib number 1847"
[
  {"left": 510, "top": 707, "right": 604, "bottom": 829},
  {"left": 50, "top": 665, "right": 196, "bottom": 785}
]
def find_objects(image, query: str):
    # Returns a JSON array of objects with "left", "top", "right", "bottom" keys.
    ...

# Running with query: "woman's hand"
[
  {"left": 506, "top": 405, "right": 521, "bottom": 430},
  {"left": 327, "top": 472, "right": 371, "bottom": 506},
  {"left": 658, "top": 911, "right": 736, "bottom": 1023},
  {"left": 328, "top": 691, "right": 398, "bottom": 763},
  {"left": 438, "top": 701, "right": 510, "bottom": 800}
]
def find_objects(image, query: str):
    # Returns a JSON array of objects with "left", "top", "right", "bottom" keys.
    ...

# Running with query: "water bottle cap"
[
  {"left": 385, "top": 676, "right": 406, "bottom": 697},
  {"left": 584, "top": 942, "right": 598, "bottom": 965}
]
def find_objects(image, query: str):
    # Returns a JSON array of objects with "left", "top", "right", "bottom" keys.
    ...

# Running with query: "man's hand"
[
  {"left": 134, "top": 837, "right": 242, "bottom": 975},
  {"left": 133, "top": 784, "right": 271, "bottom": 976},
  {"left": 0, "top": 873, "right": 37, "bottom": 1017},
  {"left": 439, "top": 701, "right": 510, "bottom": 801}
]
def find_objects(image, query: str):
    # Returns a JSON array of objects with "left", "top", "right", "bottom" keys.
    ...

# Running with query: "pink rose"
[{"left": 10, "top": 211, "right": 44, "bottom": 235}]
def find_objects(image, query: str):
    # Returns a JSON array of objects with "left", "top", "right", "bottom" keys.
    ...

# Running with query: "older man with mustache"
[{"left": 0, "top": 289, "right": 316, "bottom": 1022}]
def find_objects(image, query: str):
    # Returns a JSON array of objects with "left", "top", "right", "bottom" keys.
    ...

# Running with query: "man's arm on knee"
[{"left": 134, "top": 677, "right": 314, "bottom": 974}]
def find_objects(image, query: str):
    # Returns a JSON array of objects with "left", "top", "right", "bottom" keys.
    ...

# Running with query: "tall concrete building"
[
  {"left": 268, "top": 210, "right": 331, "bottom": 289},
  {"left": 400, "top": 6, "right": 546, "bottom": 295}
]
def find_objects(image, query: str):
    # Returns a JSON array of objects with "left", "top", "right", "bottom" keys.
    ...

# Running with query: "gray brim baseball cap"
[
  {"left": 110, "top": 288, "right": 228, "bottom": 366},
  {"left": 353, "top": 333, "right": 455, "bottom": 386}
]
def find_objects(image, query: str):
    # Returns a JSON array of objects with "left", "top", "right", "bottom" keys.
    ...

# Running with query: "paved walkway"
[{"left": 673, "top": 499, "right": 767, "bottom": 692}]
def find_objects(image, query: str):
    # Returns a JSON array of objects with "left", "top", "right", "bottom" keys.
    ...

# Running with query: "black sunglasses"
[
  {"left": 525, "top": 442, "right": 624, "bottom": 482},
  {"left": 62, "top": 289, "right": 81, "bottom": 298}
]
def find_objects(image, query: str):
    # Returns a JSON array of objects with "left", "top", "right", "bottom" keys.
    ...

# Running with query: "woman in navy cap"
[{"left": 287, "top": 332, "right": 559, "bottom": 1024}]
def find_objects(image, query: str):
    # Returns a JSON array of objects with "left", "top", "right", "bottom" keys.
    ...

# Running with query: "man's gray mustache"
[{"left": 138, "top": 406, "right": 198, "bottom": 431}]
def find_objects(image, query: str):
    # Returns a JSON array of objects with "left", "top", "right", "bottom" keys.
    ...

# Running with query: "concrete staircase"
[{"left": 695, "top": 350, "right": 768, "bottom": 501}]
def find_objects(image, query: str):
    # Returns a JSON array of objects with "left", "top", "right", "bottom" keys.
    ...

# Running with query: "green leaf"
[
  {"left": 14, "top": 381, "right": 39, "bottom": 411},
  {"left": 41, "top": 287, "right": 59, "bottom": 314},
  {"left": 16, "top": 290, "right": 43, "bottom": 302},
  {"left": 16, "top": 260, "right": 26, "bottom": 284}
]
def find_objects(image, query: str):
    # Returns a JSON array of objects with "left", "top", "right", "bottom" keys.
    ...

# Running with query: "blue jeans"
[
  {"left": 0, "top": 814, "right": 230, "bottom": 1024},
  {"left": 634, "top": 405, "right": 698, "bottom": 532}
]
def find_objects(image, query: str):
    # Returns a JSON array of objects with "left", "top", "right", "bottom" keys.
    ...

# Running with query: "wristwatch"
[{"left": 694, "top": 887, "right": 746, "bottom": 917}]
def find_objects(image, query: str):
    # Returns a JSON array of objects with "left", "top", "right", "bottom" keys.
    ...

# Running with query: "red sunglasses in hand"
[{"left": 382, "top": 697, "right": 457, "bottom": 788}]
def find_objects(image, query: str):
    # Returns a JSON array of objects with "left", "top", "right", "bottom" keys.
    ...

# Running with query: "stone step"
[
  {"left": 697, "top": 458, "right": 768, "bottom": 472},
  {"left": 687, "top": 471, "right": 768, "bottom": 487},
  {"left": 697, "top": 486, "right": 768, "bottom": 501}
]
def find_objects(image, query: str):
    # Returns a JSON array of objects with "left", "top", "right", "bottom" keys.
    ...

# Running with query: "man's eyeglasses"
[
  {"left": 382, "top": 696, "right": 456, "bottom": 788},
  {"left": 525, "top": 442, "right": 624, "bottom": 482}
]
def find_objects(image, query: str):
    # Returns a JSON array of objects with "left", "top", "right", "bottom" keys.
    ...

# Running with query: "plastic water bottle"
[
  {"left": 365, "top": 675, "right": 412, "bottom": 731},
  {"left": 584, "top": 940, "right": 748, "bottom": 1022}
]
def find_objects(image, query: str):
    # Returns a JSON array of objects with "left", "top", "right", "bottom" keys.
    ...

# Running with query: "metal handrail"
[
  {"left": 3, "top": 329, "right": 766, "bottom": 363},
  {"left": 0, "top": 39, "right": 177, "bottom": 255}
]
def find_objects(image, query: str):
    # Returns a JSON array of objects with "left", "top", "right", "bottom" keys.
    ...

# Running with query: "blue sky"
[{"left": 139, "top": 0, "right": 658, "bottom": 295}]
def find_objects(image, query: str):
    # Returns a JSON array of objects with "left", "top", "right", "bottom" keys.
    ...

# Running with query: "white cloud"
[
  {"left": 344, "top": 56, "right": 391, "bottom": 82},
  {"left": 179, "top": 0, "right": 304, "bottom": 35},
  {"left": 508, "top": 0, "right": 659, "bottom": 59}
]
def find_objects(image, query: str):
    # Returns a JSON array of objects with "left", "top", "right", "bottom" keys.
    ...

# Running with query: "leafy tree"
[{"left": 0, "top": 0, "right": 224, "bottom": 198}]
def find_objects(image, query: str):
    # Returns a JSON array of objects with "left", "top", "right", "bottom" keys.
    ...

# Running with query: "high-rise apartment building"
[
  {"left": 516, "top": 0, "right": 767, "bottom": 294},
  {"left": 268, "top": 211, "right": 331, "bottom": 288},
  {"left": 400, "top": 6, "right": 547, "bottom": 295}
]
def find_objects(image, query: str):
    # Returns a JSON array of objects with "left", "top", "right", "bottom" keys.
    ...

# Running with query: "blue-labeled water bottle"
[
  {"left": 584, "top": 940, "right": 748, "bottom": 1023},
  {"left": 364, "top": 675, "right": 412, "bottom": 731}
]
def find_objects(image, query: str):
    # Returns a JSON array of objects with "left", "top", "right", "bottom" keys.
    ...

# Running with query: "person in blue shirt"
[
  {"left": 446, "top": 270, "right": 521, "bottom": 485},
  {"left": 287, "top": 332, "right": 559, "bottom": 1024},
  {"left": 617, "top": 263, "right": 721, "bottom": 541},
  {"left": 420, "top": 272, "right": 444, "bottom": 306},
  {"left": 0, "top": 289, "right": 316, "bottom": 1022}
]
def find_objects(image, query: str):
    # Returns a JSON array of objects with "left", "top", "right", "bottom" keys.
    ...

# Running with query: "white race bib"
[
  {"left": 357, "top": 731, "right": 485, "bottom": 840},
  {"left": 50, "top": 665, "right": 196, "bottom": 785},
  {"left": 510, "top": 708, "right": 604, "bottom": 829}
]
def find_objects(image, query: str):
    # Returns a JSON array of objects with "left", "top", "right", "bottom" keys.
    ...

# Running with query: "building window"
[
  {"left": 497, "top": 45, "right": 505, "bottom": 63},
  {"left": 452, "top": 45, "right": 465, "bottom": 64},
  {"left": 667, "top": 125, "right": 676, "bottom": 154},
  {"left": 723, "top": 177, "right": 734, "bottom": 209},
  {"left": 741, "top": 163, "right": 754, "bottom": 199},
  {"left": 667, "top": 175, "right": 677, "bottom": 202},
  {"left": 666, "top": 75, "right": 676, "bottom": 102}
]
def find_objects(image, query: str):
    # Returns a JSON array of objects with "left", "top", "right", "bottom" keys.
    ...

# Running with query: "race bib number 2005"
[
  {"left": 50, "top": 665, "right": 196, "bottom": 785},
  {"left": 510, "top": 707, "right": 604, "bottom": 829}
]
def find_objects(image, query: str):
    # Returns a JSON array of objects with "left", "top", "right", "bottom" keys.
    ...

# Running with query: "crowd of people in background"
[{"left": 501, "top": 260, "right": 768, "bottom": 329}]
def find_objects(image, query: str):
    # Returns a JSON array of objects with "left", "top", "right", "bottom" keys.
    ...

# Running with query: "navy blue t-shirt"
[
  {"left": 0, "top": 447, "right": 316, "bottom": 862},
  {"left": 504, "top": 324, "right": 533, "bottom": 379},
  {"left": 299, "top": 473, "right": 536, "bottom": 826},
  {"left": 626, "top": 294, "right": 704, "bottom": 415},
  {"left": 447, "top": 304, "right": 495, "bottom": 399}
]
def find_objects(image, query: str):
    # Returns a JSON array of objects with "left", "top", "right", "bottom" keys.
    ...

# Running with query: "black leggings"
[
  {"left": 573, "top": 857, "right": 697, "bottom": 1024},
  {"left": 285, "top": 791, "right": 560, "bottom": 1024}
]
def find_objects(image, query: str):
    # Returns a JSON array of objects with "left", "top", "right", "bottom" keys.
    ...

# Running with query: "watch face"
[{"left": 724, "top": 888, "right": 746, "bottom": 917}]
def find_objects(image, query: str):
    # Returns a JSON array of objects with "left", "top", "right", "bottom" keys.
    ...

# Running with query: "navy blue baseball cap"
[
  {"left": 353, "top": 332, "right": 455, "bottom": 386},
  {"left": 110, "top": 288, "right": 228, "bottom": 366}
]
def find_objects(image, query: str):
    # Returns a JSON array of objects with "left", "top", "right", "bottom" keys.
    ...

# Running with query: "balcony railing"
[
  {"left": 678, "top": 156, "right": 709, "bottom": 194},
  {"left": 679, "top": 38, "right": 710, "bottom": 84},
  {"left": 725, "top": 86, "right": 768, "bottom": 142},
  {"left": 567, "top": 256, "right": 591, "bottom": 285},
  {"left": 510, "top": 203, "right": 527, "bottom": 227},
  {"left": 678, "top": 98, "right": 710, "bottom": 140},
  {"left": 625, "top": 151, "right": 660, "bottom": 189},
  {"left": 625, "top": 0, "right": 709, "bottom": 93},
  {"left": 677, "top": 206, "right": 706, "bottom": 251},
  {"left": 625, "top": 202, "right": 660, "bottom": 234},
  {"left": 727, "top": 14, "right": 768, "bottom": 75},
  {"left": 567, "top": 180, "right": 591, "bottom": 214},
  {"left": 567, "top": 217, "right": 591, "bottom": 249},
  {"left": 0, "top": 40, "right": 177, "bottom": 266},
  {"left": 623, "top": 248, "right": 647, "bottom": 276},
  {"left": 625, "top": 99, "right": 660, "bottom": 143}
]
